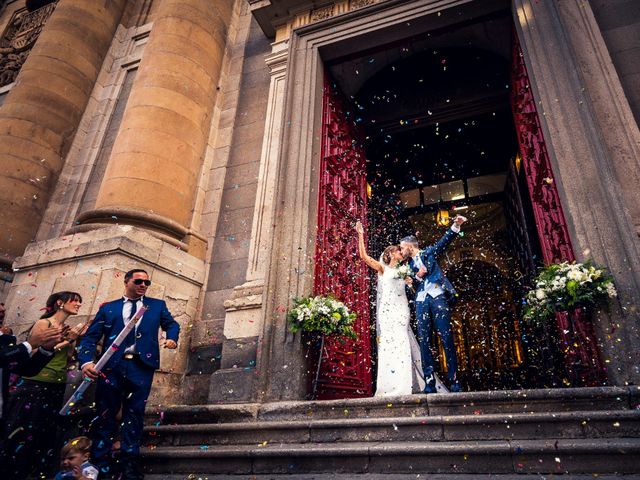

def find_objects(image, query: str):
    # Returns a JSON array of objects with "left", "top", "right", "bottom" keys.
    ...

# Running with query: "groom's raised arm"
[
  {"left": 430, "top": 215, "right": 466, "bottom": 257},
  {"left": 430, "top": 228, "right": 459, "bottom": 257}
]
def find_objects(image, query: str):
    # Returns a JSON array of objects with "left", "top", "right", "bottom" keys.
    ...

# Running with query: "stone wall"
[
  {"left": 1, "top": 0, "right": 238, "bottom": 405},
  {"left": 192, "top": 4, "right": 271, "bottom": 403},
  {"left": 3, "top": 225, "right": 205, "bottom": 404}
]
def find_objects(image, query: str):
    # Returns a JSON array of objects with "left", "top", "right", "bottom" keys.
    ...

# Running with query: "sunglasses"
[{"left": 132, "top": 279, "right": 151, "bottom": 286}]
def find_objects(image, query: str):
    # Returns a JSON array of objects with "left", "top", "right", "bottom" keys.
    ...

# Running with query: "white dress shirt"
[{"left": 122, "top": 296, "right": 145, "bottom": 353}]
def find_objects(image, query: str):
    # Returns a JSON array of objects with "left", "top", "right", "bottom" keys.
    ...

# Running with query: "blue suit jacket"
[
  {"left": 78, "top": 297, "right": 179, "bottom": 371},
  {"left": 410, "top": 227, "right": 459, "bottom": 301}
]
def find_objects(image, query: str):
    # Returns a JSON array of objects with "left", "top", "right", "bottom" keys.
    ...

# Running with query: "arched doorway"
[
  {"left": 306, "top": 6, "right": 602, "bottom": 399},
  {"left": 350, "top": 38, "right": 546, "bottom": 391}
]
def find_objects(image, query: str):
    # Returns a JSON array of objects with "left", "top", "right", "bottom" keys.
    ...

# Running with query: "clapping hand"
[
  {"left": 29, "top": 324, "right": 66, "bottom": 350},
  {"left": 66, "top": 322, "right": 88, "bottom": 342}
]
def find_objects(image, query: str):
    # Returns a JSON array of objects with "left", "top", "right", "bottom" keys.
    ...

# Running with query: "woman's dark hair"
[
  {"left": 382, "top": 245, "right": 400, "bottom": 265},
  {"left": 40, "top": 291, "right": 82, "bottom": 319}
]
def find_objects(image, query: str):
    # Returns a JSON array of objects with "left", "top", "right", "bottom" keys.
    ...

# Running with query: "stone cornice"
[
  {"left": 249, "top": 0, "right": 379, "bottom": 39},
  {"left": 14, "top": 225, "right": 206, "bottom": 286}
]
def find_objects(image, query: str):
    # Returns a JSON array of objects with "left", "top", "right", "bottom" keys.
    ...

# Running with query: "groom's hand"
[
  {"left": 417, "top": 265, "right": 427, "bottom": 278},
  {"left": 453, "top": 215, "right": 467, "bottom": 226}
]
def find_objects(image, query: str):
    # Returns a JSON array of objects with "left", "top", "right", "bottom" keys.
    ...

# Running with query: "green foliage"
[
  {"left": 287, "top": 295, "right": 357, "bottom": 339},
  {"left": 523, "top": 261, "right": 617, "bottom": 325}
]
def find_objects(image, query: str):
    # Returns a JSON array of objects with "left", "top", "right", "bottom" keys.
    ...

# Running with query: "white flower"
[
  {"left": 395, "top": 264, "right": 413, "bottom": 279},
  {"left": 535, "top": 289, "right": 546, "bottom": 300},
  {"left": 605, "top": 282, "right": 617, "bottom": 298},
  {"left": 550, "top": 278, "right": 565, "bottom": 291},
  {"left": 567, "top": 269, "right": 582, "bottom": 281}
]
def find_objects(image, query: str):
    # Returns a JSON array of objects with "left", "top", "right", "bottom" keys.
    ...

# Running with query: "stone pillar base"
[
  {"left": 206, "top": 281, "right": 265, "bottom": 402},
  {"left": 4, "top": 225, "right": 205, "bottom": 405}
]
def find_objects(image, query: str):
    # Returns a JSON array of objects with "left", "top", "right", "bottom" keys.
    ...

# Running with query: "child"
[{"left": 55, "top": 436, "right": 99, "bottom": 480}]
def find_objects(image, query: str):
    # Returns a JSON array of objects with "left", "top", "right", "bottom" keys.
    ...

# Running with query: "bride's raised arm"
[{"left": 355, "top": 221, "right": 384, "bottom": 274}]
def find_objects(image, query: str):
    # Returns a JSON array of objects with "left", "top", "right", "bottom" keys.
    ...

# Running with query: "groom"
[{"left": 400, "top": 215, "right": 467, "bottom": 393}]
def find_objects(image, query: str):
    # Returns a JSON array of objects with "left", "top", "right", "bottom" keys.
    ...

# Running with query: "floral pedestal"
[
  {"left": 303, "top": 333, "right": 326, "bottom": 400},
  {"left": 555, "top": 308, "right": 607, "bottom": 387}
]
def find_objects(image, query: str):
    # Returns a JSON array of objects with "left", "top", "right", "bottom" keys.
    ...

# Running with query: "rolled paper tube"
[{"left": 60, "top": 305, "right": 148, "bottom": 415}]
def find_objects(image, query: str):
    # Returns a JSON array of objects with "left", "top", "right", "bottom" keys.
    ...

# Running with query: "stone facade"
[{"left": 0, "top": 0, "right": 638, "bottom": 406}]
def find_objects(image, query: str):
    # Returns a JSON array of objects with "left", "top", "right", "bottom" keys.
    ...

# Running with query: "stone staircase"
[{"left": 141, "top": 386, "right": 640, "bottom": 478}]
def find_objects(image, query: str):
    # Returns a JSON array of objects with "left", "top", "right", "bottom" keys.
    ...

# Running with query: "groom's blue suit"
[
  {"left": 78, "top": 296, "right": 179, "bottom": 469},
  {"left": 409, "top": 227, "right": 460, "bottom": 391}
]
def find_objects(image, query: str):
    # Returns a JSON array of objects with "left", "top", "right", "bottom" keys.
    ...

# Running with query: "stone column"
[
  {"left": 0, "top": 0, "right": 127, "bottom": 269},
  {"left": 77, "top": 0, "right": 233, "bottom": 258}
]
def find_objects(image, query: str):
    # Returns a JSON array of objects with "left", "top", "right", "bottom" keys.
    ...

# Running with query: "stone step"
[
  {"left": 145, "top": 475, "right": 640, "bottom": 480},
  {"left": 141, "top": 438, "right": 640, "bottom": 475},
  {"left": 147, "top": 386, "right": 640, "bottom": 426},
  {"left": 145, "top": 410, "right": 640, "bottom": 446}
]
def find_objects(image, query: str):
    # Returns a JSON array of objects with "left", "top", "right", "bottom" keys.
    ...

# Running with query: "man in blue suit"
[
  {"left": 401, "top": 215, "right": 467, "bottom": 393},
  {"left": 79, "top": 269, "right": 180, "bottom": 479}
]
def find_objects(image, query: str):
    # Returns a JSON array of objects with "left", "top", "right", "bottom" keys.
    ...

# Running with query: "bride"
[{"left": 355, "top": 221, "right": 418, "bottom": 396}]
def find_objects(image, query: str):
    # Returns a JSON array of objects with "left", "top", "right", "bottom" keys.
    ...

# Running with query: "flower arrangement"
[
  {"left": 523, "top": 261, "right": 617, "bottom": 324},
  {"left": 287, "top": 295, "right": 357, "bottom": 339},
  {"left": 394, "top": 263, "right": 413, "bottom": 279}
]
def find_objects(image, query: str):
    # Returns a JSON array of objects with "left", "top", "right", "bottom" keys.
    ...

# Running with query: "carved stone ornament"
[
  {"left": 350, "top": 0, "right": 375, "bottom": 10},
  {"left": 0, "top": 1, "right": 57, "bottom": 88},
  {"left": 310, "top": 5, "right": 333, "bottom": 22}
]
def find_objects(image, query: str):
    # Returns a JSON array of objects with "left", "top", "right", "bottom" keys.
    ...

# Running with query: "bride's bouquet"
[
  {"left": 523, "top": 260, "right": 617, "bottom": 324},
  {"left": 287, "top": 295, "right": 357, "bottom": 339},
  {"left": 395, "top": 263, "right": 413, "bottom": 279}
]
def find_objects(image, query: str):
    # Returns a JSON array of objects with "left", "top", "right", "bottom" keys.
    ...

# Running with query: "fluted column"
[
  {"left": 78, "top": 0, "right": 232, "bottom": 254},
  {"left": 0, "top": 0, "right": 127, "bottom": 268}
]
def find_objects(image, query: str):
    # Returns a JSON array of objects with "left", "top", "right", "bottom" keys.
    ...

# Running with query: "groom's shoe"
[
  {"left": 423, "top": 383, "right": 437, "bottom": 394},
  {"left": 423, "top": 374, "right": 437, "bottom": 394},
  {"left": 450, "top": 381, "right": 462, "bottom": 393}
]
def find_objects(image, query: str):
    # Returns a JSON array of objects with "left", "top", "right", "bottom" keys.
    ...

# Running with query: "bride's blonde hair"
[{"left": 382, "top": 245, "right": 400, "bottom": 265}]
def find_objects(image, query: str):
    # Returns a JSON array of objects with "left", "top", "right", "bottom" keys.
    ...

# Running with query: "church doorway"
[
  {"left": 354, "top": 42, "right": 541, "bottom": 392},
  {"left": 307, "top": 4, "right": 595, "bottom": 398},
  {"left": 313, "top": 10, "right": 565, "bottom": 396}
]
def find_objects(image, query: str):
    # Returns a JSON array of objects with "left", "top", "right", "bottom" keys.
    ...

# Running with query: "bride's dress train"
[
  {"left": 375, "top": 263, "right": 449, "bottom": 396},
  {"left": 409, "top": 330, "right": 449, "bottom": 394}
]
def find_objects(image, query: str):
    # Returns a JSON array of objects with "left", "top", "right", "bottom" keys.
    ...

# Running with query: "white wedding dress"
[
  {"left": 375, "top": 263, "right": 417, "bottom": 396},
  {"left": 375, "top": 261, "right": 449, "bottom": 396}
]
